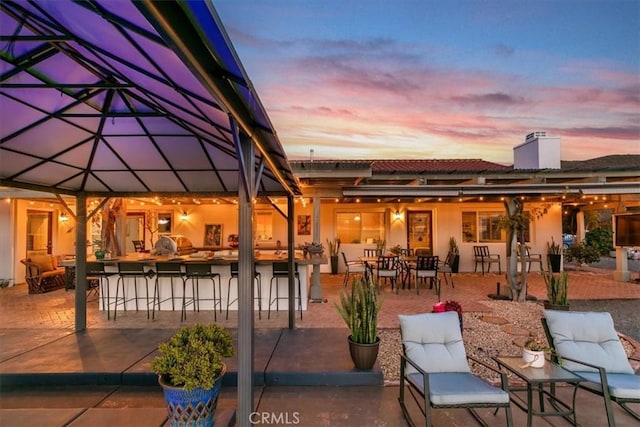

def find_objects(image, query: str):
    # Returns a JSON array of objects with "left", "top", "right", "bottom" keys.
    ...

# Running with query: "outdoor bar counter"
[{"left": 79, "top": 251, "right": 327, "bottom": 313}]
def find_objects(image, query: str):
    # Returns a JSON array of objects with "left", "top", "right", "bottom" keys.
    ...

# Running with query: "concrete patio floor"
[{"left": 0, "top": 267, "right": 639, "bottom": 426}]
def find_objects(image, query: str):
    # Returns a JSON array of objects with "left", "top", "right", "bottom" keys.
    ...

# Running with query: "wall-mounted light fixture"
[
  {"left": 393, "top": 210, "right": 403, "bottom": 221},
  {"left": 59, "top": 212, "right": 68, "bottom": 222},
  {"left": 180, "top": 210, "right": 189, "bottom": 221}
]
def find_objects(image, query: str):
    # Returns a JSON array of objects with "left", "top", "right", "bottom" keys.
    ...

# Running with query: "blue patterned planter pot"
[{"left": 159, "top": 364, "right": 226, "bottom": 427}]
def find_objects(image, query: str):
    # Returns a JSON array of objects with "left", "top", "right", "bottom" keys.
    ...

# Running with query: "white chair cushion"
[
  {"left": 399, "top": 312, "right": 470, "bottom": 375},
  {"left": 407, "top": 372, "right": 510, "bottom": 406},
  {"left": 544, "top": 310, "right": 633, "bottom": 374}
]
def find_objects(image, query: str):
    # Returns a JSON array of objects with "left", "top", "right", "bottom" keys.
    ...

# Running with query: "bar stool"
[
  {"left": 116, "top": 261, "right": 155, "bottom": 320},
  {"left": 268, "top": 261, "right": 302, "bottom": 320},
  {"left": 152, "top": 261, "right": 184, "bottom": 320},
  {"left": 226, "top": 262, "right": 262, "bottom": 320},
  {"left": 86, "top": 262, "right": 117, "bottom": 320},
  {"left": 184, "top": 263, "right": 222, "bottom": 321}
]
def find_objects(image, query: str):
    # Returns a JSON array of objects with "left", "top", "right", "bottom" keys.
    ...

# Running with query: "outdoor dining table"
[{"left": 359, "top": 255, "right": 416, "bottom": 289}]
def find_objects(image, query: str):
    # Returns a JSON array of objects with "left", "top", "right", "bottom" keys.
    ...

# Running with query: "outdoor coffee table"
[{"left": 494, "top": 356, "right": 585, "bottom": 427}]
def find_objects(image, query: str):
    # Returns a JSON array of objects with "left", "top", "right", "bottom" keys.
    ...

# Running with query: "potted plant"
[
  {"left": 93, "top": 239, "right": 105, "bottom": 260},
  {"left": 327, "top": 237, "right": 341, "bottom": 274},
  {"left": 543, "top": 270, "right": 569, "bottom": 310},
  {"left": 448, "top": 237, "right": 460, "bottom": 273},
  {"left": 151, "top": 323, "right": 234, "bottom": 426},
  {"left": 522, "top": 337, "right": 550, "bottom": 368},
  {"left": 334, "top": 276, "right": 383, "bottom": 369},
  {"left": 303, "top": 241, "right": 324, "bottom": 257},
  {"left": 547, "top": 238, "right": 562, "bottom": 272}
]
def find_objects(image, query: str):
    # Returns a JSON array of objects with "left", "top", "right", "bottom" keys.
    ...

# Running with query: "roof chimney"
[{"left": 513, "top": 131, "right": 561, "bottom": 169}]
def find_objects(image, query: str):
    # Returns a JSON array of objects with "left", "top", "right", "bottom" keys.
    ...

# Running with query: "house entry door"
[
  {"left": 26, "top": 210, "right": 52, "bottom": 258},
  {"left": 407, "top": 211, "right": 433, "bottom": 255}
]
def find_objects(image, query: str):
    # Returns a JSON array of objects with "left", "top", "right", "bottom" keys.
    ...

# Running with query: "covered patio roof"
[
  {"left": 0, "top": 0, "right": 300, "bottom": 197},
  {"left": 1, "top": 3, "right": 301, "bottom": 425}
]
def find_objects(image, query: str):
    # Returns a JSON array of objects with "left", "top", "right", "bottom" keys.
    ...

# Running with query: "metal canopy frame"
[{"left": 1, "top": 3, "right": 301, "bottom": 426}]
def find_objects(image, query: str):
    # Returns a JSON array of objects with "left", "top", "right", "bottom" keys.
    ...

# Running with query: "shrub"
[
  {"left": 585, "top": 226, "right": 613, "bottom": 255},
  {"left": 565, "top": 242, "right": 600, "bottom": 264},
  {"left": 151, "top": 323, "right": 234, "bottom": 391}
]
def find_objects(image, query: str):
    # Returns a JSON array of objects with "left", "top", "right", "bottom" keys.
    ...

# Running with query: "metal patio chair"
[
  {"left": 398, "top": 312, "right": 513, "bottom": 427},
  {"left": 473, "top": 245, "right": 501, "bottom": 275},
  {"left": 543, "top": 310, "right": 640, "bottom": 427}
]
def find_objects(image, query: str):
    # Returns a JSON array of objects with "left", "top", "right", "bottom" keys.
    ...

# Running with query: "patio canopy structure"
[{"left": 0, "top": 1, "right": 301, "bottom": 424}]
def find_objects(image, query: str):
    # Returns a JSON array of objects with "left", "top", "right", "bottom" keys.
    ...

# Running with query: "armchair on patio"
[
  {"left": 398, "top": 312, "right": 513, "bottom": 427},
  {"left": 473, "top": 246, "right": 501, "bottom": 275},
  {"left": 542, "top": 310, "right": 640, "bottom": 427},
  {"left": 20, "top": 255, "right": 65, "bottom": 294}
]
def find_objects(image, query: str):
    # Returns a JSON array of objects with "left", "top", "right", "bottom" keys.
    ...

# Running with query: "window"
[
  {"left": 461, "top": 212, "right": 477, "bottom": 243},
  {"left": 336, "top": 211, "right": 386, "bottom": 244},
  {"left": 462, "top": 211, "right": 506, "bottom": 243},
  {"left": 255, "top": 211, "right": 273, "bottom": 241}
]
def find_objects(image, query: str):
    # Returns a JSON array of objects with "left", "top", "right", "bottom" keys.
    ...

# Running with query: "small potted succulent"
[
  {"left": 152, "top": 323, "right": 234, "bottom": 425},
  {"left": 93, "top": 239, "right": 105, "bottom": 260},
  {"left": 523, "top": 337, "right": 550, "bottom": 368}
]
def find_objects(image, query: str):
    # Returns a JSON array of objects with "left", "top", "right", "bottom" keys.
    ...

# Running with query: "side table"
[{"left": 494, "top": 356, "right": 585, "bottom": 427}]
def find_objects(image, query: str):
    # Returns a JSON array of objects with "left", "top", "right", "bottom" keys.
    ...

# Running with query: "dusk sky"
[{"left": 215, "top": 1, "right": 640, "bottom": 164}]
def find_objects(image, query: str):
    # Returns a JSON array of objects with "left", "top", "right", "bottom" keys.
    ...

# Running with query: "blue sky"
[{"left": 214, "top": 0, "right": 640, "bottom": 164}]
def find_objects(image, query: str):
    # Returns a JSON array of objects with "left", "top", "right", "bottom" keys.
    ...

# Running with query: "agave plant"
[
  {"left": 334, "top": 276, "right": 382, "bottom": 344},
  {"left": 543, "top": 270, "right": 569, "bottom": 305}
]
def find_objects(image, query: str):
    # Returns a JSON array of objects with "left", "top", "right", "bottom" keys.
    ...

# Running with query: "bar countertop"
[{"left": 61, "top": 252, "right": 328, "bottom": 266}]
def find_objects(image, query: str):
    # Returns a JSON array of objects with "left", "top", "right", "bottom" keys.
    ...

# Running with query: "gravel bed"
[{"left": 378, "top": 300, "right": 636, "bottom": 384}]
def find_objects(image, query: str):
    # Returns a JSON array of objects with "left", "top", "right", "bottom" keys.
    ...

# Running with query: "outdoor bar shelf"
[{"left": 61, "top": 252, "right": 327, "bottom": 313}]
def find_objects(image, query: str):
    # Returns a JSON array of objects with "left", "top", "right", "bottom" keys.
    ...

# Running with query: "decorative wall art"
[
  {"left": 204, "top": 224, "right": 223, "bottom": 247},
  {"left": 297, "top": 215, "right": 311, "bottom": 235}
]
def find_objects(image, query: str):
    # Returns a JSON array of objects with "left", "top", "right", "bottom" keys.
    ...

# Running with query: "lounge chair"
[
  {"left": 543, "top": 310, "right": 640, "bottom": 426},
  {"left": 398, "top": 311, "right": 513, "bottom": 426}
]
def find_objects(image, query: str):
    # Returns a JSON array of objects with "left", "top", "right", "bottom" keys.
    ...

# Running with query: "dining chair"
[
  {"left": 410, "top": 255, "right": 439, "bottom": 295},
  {"left": 398, "top": 312, "right": 512, "bottom": 427},
  {"left": 438, "top": 251, "right": 456, "bottom": 288},
  {"left": 473, "top": 246, "right": 501, "bottom": 275},
  {"left": 341, "top": 251, "right": 366, "bottom": 287},
  {"left": 374, "top": 255, "right": 400, "bottom": 293},
  {"left": 517, "top": 243, "right": 543, "bottom": 272}
]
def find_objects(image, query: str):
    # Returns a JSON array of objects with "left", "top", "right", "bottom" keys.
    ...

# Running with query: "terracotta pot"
[{"left": 348, "top": 336, "right": 380, "bottom": 370}]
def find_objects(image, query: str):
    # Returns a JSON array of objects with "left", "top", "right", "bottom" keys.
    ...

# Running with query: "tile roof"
[
  {"left": 561, "top": 155, "right": 640, "bottom": 171},
  {"left": 370, "top": 159, "right": 511, "bottom": 173}
]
